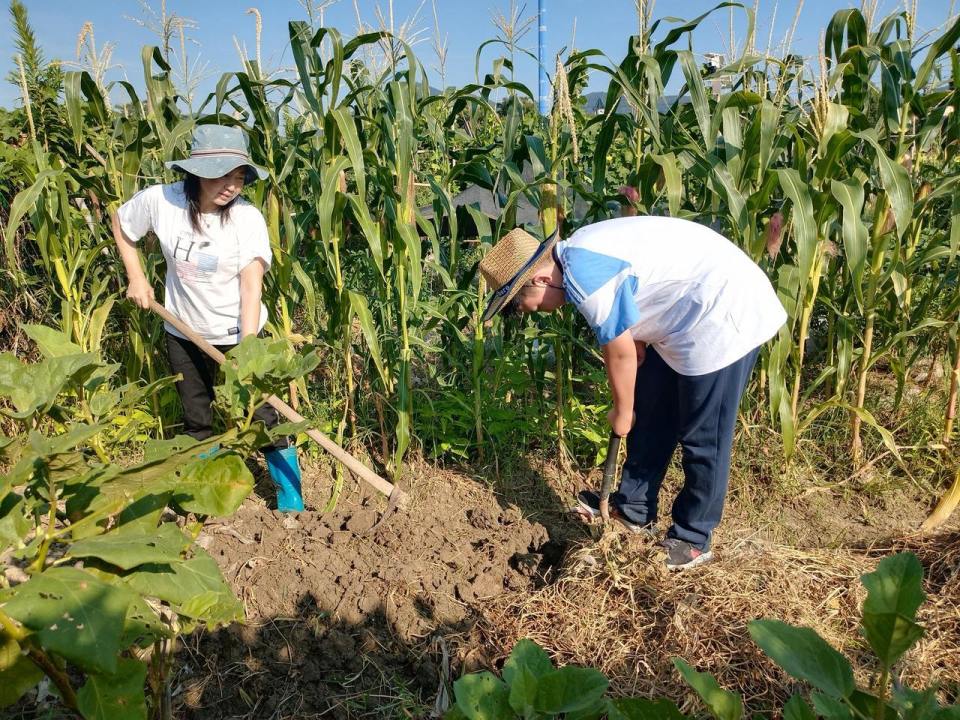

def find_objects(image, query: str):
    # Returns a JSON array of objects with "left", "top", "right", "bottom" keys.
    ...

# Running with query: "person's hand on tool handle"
[
  {"left": 125, "top": 277, "right": 155, "bottom": 309},
  {"left": 111, "top": 212, "right": 155, "bottom": 309},
  {"left": 607, "top": 406, "right": 634, "bottom": 438}
]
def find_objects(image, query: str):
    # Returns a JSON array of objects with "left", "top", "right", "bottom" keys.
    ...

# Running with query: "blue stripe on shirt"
[
  {"left": 562, "top": 246, "right": 632, "bottom": 296},
  {"left": 595, "top": 275, "right": 641, "bottom": 345}
]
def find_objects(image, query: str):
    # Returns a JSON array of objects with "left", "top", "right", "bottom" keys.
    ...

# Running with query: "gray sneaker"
[
  {"left": 572, "top": 491, "right": 659, "bottom": 538},
  {"left": 662, "top": 538, "right": 713, "bottom": 571}
]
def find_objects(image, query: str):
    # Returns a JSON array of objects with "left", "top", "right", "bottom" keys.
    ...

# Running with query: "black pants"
[
  {"left": 614, "top": 345, "right": 760, "bottom": 550},
  {"left": 165, "top": 332, "right": 287, "bottom": 451}
]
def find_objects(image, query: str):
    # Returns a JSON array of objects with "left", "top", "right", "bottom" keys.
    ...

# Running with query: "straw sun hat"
[
  {"left": 166, "top": 125, "right": 268, "bottom": 182},
  {"left": 480, "top": 228, "right": 560, "bottom": 321}
]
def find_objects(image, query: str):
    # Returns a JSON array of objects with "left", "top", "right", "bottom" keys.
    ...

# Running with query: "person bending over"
[{"left": 479, "top": 216, "right": 786, "bottom": 569}]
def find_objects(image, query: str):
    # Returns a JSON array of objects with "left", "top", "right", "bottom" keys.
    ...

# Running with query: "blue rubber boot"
[
  {"left": 198, "top": 444, "right": 220, "bottom": 460},
  {"left": 264, "top": 446, "right": 304, "bottom": 513}
]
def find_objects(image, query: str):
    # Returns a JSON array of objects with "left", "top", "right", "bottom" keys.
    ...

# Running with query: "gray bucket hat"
[{"left": 166, "top": 125, "right": 268, "bottom": 181}]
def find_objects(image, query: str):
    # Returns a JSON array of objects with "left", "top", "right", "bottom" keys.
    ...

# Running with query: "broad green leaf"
[
  {"left": 1, "top": 567, "right": 134, "bottom": 674},
  {"left": 0, "top": 651, "right": 43, "bottom": 708},
  {"left": 173, "top": 454, "right": 255, "bottom": 517},
  {"left": 121, "top": 593, "right": 171, "bottom": 649},
  {"left": 22, "top": 324, "right": 83, "bottom": 358},
  {"left": 674, "top": 658, "right": 742, "bottom": 720},
  {"left": 507, "top": 669, "right": 545, "bottom": 715},
  {"left": 831, "top": 178, "right": 868, "bottom": 310},
  {"left": 67, "top": 523, "right": 191, "bottom": 570},
  {"left": 503, "top": 639, "right": 553, "bottom": 715},
  {"left": 76, "top": 658, "right": 148, "bottom": 720},
  {"left": 142, "top": 435, "right": 200, "bottom": 463},
  {"left": 0, "top": 352, "right": 100, "bottom": 419},
  {"left": 503, "top": 639, "right": 554, "bottom": 685},
  {"left": 849, "top": 690, "right": 898, "bottom": 720},
  {"left": 565, "top": 707, "right": 606, "bottom": 720},
  {"left": 777, "top": 169, "right": 818, "bottom": 304},
  {"left": 85, "top": 428, "right": 264, "bottom": 524},
  {"left": 0, "top": 635, "right": 19, "bottom": 671},
  {"left": 0, "top": 494, "right": 30, "bottom": 552},
  {"left": 453, "top": 672, "right": 511, "bottom": 720},
  {"left": 784, "top": 695, "right": 818, "bottom": 720},
  {"left": 855, "top": 131, "right": 914, "bottom": 239},
  {"left": 891, "top": 686, "right": 941, "bottom": 720},
  {"left": 608, "top": 698, "right": 689, "bottom": 720},
  {"left": 749, "top": 620, "right": 854, "bottom": 699},
  {"left": 444, "top": 704, "right": 470, "bottom": 720},
  {"left": 122, "top": 547, "right": 242, "bottom": 626},
  {"left": 533, "top": 666, "right": 608, "bottom": 714},
  {"left": 860, "top": 553, "right": 926, "bottom": 668},
  {"left": 811, "top": 691, "right": 853, "bottom": 719}
]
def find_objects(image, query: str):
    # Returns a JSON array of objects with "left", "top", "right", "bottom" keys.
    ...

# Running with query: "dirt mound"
[{"left": 175, "top": 461, "right": 559, "bottom": 718}]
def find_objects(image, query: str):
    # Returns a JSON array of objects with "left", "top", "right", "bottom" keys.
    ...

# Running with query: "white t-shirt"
[
  {"left": 556, "top": 216, "right": 787, "bottom": 376},
  {"left": 117, "top": 182, "right": 272, "bottom": 345}
]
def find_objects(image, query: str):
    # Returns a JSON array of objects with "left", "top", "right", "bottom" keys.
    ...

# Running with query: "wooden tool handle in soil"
[
  {"left": 598, "top": 432, "right": 622, "bottom": 522},
  {"left": 148, "top": 300, "right": 405, "bottom": 508}
]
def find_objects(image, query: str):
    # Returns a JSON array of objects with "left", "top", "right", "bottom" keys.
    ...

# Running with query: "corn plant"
[{"left": 3, "top": 2, "right": 960, "bottom": 494}]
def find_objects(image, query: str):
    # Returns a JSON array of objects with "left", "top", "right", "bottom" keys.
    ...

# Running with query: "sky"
[{"left": 0, "top": 0, "right": 957, "bottom": 110}]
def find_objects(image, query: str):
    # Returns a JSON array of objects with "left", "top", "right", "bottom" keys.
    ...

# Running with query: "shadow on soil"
[{"left": 177, "top": 594, "right": 468, "bottom": 719}]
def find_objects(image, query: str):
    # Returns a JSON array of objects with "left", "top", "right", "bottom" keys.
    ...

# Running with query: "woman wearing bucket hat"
[
  {"left": 111, "top": 124, "right": 304, "bottom": 513},
  {"left": 480, "top": 217, "right": 786, "bottom": 570}
]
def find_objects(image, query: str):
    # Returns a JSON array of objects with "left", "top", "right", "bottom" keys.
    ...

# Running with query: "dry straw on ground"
[{"left": 478, "top": 529, "right": 960, "bottom": 713}]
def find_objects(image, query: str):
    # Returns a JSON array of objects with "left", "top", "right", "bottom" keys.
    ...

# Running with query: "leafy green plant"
[
  {"left": 687, "top": 552, "right": 956, "bottom": 720},
  {"left": 446, "top": 638, "right": 688, "bottom": 720},
  {"left": 0, "top": 326, "right": 316, "bottom": 719},
  {"left": 447, "top": 552, "right": 955, "bottom": 720},
  {"left": 215, "top": 334, "right": 320, "bottom": 437}
]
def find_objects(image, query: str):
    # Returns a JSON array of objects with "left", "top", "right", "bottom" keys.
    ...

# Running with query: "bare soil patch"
[{"left": 175, "top": 460, "right": 562, "bottom": 718}]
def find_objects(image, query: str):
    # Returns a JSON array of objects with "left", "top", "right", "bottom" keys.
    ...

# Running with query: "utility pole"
[{"left": 538, "top": 0, "right": 548, "bottom": 115}]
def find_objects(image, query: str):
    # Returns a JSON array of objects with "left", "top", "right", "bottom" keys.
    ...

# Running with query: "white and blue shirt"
[{"left": 556, "top": 216, "right": 787, "bottom": 376}]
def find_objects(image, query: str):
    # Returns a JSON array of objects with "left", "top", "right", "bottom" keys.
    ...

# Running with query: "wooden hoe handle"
[{"left": 148, "top": 300, "right": 406, "bottom": 509}]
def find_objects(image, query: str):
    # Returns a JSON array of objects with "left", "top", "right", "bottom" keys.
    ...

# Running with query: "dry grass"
[{"left": 477, "top": 527, "right": 960, "bottom": 713}]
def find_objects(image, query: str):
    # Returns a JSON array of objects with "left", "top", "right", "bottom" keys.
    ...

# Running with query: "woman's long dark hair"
[{"left": 182, "top": 172, "right": 240, "bottom": 235}]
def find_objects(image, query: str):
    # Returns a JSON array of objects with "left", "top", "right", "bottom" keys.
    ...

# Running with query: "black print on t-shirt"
[{"left": 173, "top": 236, "right": 219, "bottom": 284}]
